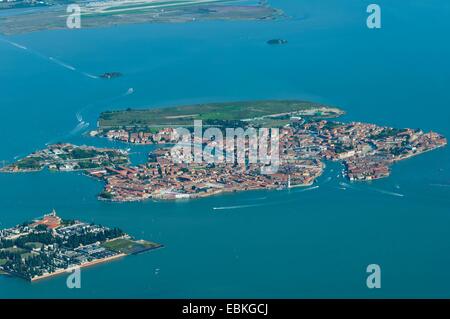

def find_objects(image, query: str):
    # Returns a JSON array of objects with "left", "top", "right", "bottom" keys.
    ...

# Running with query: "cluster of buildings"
[
  {"left": 90, "top": 157, "right": 324, "bottom": 201},
  {"left": 292, "top": 121, "right": 447, "bottom": 181},
  {"left": 2, "top": 118, "right": 446, "bottom": 202},
  {"left": 86, "top": 119, "right": 447, "bottom": 201},
  {"left": 93, "top": 128, "right": 179, "bottom": 145},
  {"left": 0, "top": 211, "right": 128, "bottom": 281}
]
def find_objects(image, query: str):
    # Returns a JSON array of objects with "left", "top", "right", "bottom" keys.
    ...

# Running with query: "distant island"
[
  {"left": 267, "top": 39, "right": 288, "bottom": 45},
  {"left": 0, "top": 211, "right": 162, "bottom": 281},
  {"left": 100, "top": 72, "right": 123, "bottom": 79},
  {"left": 0, "top": 0, "right": 285, "bottom": 35},
  {"left": 1, "top": 99, "right": 447, "bottom": 202}
]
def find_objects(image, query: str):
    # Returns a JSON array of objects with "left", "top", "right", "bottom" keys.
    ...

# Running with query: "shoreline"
[
  {"left": 394, "top": 143, "right": 447, "bottom": 163},
  {"left": 0, "top": 1, "right": 285, "bottom": 36},
  {"left": 346, "top": 143, "right": 447, "bottom": 182},
  {"left": 101, "top": 175, "right": 320, "bottom": 203},
  {"left": 30, "top": 253, "right": 127, "bottom": 282}
]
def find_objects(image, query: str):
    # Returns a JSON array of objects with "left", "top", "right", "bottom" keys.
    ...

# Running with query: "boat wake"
[
  {"left": 430, "top": 183, "right": 450, "bottom": 188},
  {"left": 82, "top": 72, "right": 99, "bottom": 79},
  {"left": 339, "top": 182, "right": 358, "bottom": 190},
  {"left": 68, "top": 112, "right": 90, "bottom": 136},
  {"left": 0, "top": 36, "right": 27, "bottom": 50},
  {"left": 46, "top": 113, "right": 90, "bottom": 145},
  {"left": 369, "top": 187, "right": 405, "bottom": 197},
  {"left": 338, "top": 181, "right": 404, "bottom": 197},
  {"left": 9, "top": 41, "right": 27, "bottom": 50},
  {"left": 49, "top": 57, "right": 76, "bottom": 71},
  {"left": 0, "top": 37, "right": 98, "bottom": 80},
  {"left": 69, "top": 120, "right": 90, "bottom": 136},
  {"left": 213, "top": 186, "right": 320, "bottom": 211},
  {"left": 213, "top": 203, "right": 264, "bottom": 211},
  {"left": 291, "top": 185, "right": 319, "bottom": 193},
  {"left": 76, "top": 88, "right": 135, "bottom": 120},
  {"left": 243, "top": 196, "right": 267, "bottom": 202}
]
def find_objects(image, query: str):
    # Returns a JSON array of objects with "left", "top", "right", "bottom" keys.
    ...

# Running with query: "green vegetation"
[
  {"left": 16, "top": 157, "right": 43, "bottom": 170},
  {"left": 24, "top": 242, "right": 44, "bottom": 250},
  {"left": 64, "top": 228, "right": 124, "bottom": 249},
  {"left": 1, "top": 144, "right": 130, "bottom": 173},
  {"left": 99, "top": 100, "right": 341, "bottom": 128},
  {"left": 61, "top": 219, "right": 77, "bottom": 226},
  {"left": 99, "top": 191, "right": 114, "bottom": 200},
  {"left": 77, "top": 161, "right": 102, "bottom": 169},
  {"left": 370, "top": 128, "right": 408, "bottom": 140},
  {"left": 250, "top": 118, "right": 292, "bottom": 128},
  {"left": 20, "top": 252, "right": 35, "bottom": 260},
  {"left": 0, "top": 214, "right": 162, "bottom": 281},
  {"left": 70, "top": 148, "right": 100, "bottom": 159},
  {"left": 2, "top": 247, "right": 27, "bottom": 254},
  {"left": 34, "top": 224, "right": 48, "bottom": 232},
  {"left": 102, "top": 238, "right": 162, "bottom": 254}
]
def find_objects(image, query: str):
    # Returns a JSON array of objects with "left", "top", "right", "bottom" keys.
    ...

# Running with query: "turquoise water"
[{"left": 1, "top": 0, "right": 450, "bottom": 298}]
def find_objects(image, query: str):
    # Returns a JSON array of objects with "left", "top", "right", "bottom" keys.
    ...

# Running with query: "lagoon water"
[{"left": 1, "top": 0, "right": 450, "bottom": 298}]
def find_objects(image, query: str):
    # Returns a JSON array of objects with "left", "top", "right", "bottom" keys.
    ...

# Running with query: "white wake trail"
[
  {"left": 10, "top": 41, "right": 27, "bottom": 50},
  {"left": 213, "top": 186, "right": 321, "bottom": 211},
  {"left": 430, "top": 183, "right": 450, "bottom": 188},
  {"left": 0, "top": 37, "right": 98, "bottom": 80},
  {"left": 213, "top": 203, "right": 264, "bottom": 211},
  {"left": 369, "top": 187, "right": 405, "bottom": 197},
  {"left": 76, "top": 87, "right": 136, "bottom": 122},
  {"left": 49, "top": 57, "right": 77, "bottom": 71},
  {"left": 339, "top": 182, "right": 359, "bottom": 190},
  {"left": 69, "top": 121, "right": 90, "bottom": 136},
  {"left": 82, "top": 72, "right": 99, "bottom": 79},
  {"left": 291, "top": 185, "right": 320, "bottom": 193}
]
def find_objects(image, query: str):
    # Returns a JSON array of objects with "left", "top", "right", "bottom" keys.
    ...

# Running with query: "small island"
[
  {"left": 0, "top": 211, "right": 162, "bottom": 281},
  {"left": 99, "top": 72, "right": 123, "bottom": 79},
  {"left": 0, "top": 143, "right": 129, "bottom": 173},
  {"left": 267, "top": 39, "right": 288, "bottom": 45}
]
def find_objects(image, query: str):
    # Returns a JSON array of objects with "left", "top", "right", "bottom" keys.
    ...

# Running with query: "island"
[
  {"left": 1, "top": 100, "right": 447, "bottom": 202},
  {"left": 100, "top": 72, "right": 123, "bottom": 79},
  {"left": 267, "top": 39, "right": 288, "bottom": 45},
  {"left": 0, "top": 143, "right": 129, "bottom": 173},
  {"left": 94, "top": 100, "right": 343, "bottom": 130},
  {"left": 0, "top": 211, "right": 162, "bottom": 281},
  {"left": 0, "top": 0, "right": 285, "bottom": 35}
]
